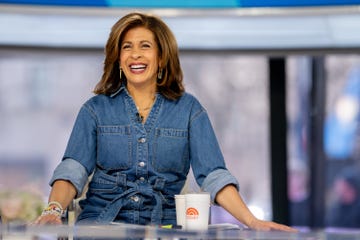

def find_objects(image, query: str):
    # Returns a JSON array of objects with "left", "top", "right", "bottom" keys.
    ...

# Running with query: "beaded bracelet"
[
  {"left": 41, "top": 201, "right": 64, "bottom": 217},
  {"left": 48, "top": 201, "right": 63, "bottom": 210}
]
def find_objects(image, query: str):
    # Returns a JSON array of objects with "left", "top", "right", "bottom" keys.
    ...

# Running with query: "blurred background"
[{"left": 0, "top": 0, "right": 360, "bottom": 229}]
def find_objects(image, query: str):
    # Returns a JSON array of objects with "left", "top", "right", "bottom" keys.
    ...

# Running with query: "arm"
[
  {"left": 48, "top": 180, "right": 77, "bottom": 210},
  {"left": 215, "top": 184, "right": 297, "bottom": 232},
  {"left": 34, "top": 180, "right": 77, "bottom": 225},
  {"left": 33, "top": 104, "right": 96, "bottom": 225},
  {"left": 187, "top": 100, "right": 296, "bottom": 232}
]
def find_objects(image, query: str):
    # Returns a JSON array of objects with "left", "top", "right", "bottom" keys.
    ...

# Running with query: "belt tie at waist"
[{"left": 95, "top": 178, "right": 165, "bottom": 224}]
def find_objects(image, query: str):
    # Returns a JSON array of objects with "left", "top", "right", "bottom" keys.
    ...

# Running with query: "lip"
[
  {"left": 129, "top": 62, "right": 147, "bottom": 68},
  {"left": 129, "top": 63, "right": 147, "bottom": 73}
]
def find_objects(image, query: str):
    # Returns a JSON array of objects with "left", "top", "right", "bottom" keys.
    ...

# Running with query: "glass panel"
[
  {"left": 323, "top": 55, "right": 360, "bottom": 228},
  {"left": 0, "top": 48, "right": 102, "bottom": 223},
  {"left": 287, "top": 54, "right": 360, "bottom": 228},
  {"left": 180, "top": 52, "right": 271, "bottom": 223},
  {"left": 286, "top": 56, "right": 312, "bottom": 227}
]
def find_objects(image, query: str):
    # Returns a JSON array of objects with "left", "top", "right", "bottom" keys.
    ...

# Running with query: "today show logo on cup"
[
  {"left": 176, "top": 192, "right": 210, "bottom": 230},
  {"left": 186, "top": 207, "right": 199, "bottom": 219}
]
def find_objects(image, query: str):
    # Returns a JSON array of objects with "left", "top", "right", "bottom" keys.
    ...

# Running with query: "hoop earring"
[{"left": 157, "top": 68, "right": 163, "bottom": 80}]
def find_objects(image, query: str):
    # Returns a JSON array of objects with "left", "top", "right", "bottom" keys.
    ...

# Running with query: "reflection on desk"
[{"left": 1, "top": 223, "right": 360, "bottom": 240}]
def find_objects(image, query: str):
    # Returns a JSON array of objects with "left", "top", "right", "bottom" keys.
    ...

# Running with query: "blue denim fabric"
[{"left": 50, "top": 86, "right": 239, "bottom": 225}]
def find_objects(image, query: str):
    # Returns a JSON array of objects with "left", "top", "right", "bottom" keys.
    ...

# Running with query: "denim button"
[
  {"left": 132, "top": 196, "right": 139, "bottom": 202},
  {"left": 139, "top": 162, "right": 145, "bottom": 167},
  {"left": 139, "top": 177, "right": 145, "bottom": 181},
  {"left": 138, "top": 138, "right": 146, "bottom": 143}
]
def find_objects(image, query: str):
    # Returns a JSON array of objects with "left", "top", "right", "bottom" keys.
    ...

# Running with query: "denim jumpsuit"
[{"left": 50, "top": 86, "right": 239, "bottom": 225}]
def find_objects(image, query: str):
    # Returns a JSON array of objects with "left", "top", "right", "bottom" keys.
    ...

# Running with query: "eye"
[
  {"left": 122, "top": 43, "right": 131, "bottom": 50},
  {"left": 141, "top": 43, "right": 151, "bottom": 48}
]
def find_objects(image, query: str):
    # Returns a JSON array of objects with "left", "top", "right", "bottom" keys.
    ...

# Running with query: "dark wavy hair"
[{"left": 94, "top": 12, "right": 184, "bottom": 100}]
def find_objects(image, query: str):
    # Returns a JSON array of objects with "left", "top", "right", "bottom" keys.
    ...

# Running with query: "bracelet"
[
  {"left": 41, "top": 201, "right": 64, "bottom": 217},
  {"left": 48, "top": 201, "right": 63, "bottom": 210}
]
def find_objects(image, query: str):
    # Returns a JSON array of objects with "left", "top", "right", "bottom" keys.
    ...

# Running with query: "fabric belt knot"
[{"left": 95, "top": 176, "right": 166, "bottom": 224}]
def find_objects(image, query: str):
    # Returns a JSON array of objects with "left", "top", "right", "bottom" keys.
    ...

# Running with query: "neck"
[
  {"left": 127, "top": 81, "right": 156, "bottom": 99},
  {"left": 127, "top": 83, "right": 156, "bottom": 112}
]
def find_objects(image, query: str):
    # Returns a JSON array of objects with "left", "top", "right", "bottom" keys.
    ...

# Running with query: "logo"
[{"left": 186, "top": 207, "right": 199, "bottom": 219}]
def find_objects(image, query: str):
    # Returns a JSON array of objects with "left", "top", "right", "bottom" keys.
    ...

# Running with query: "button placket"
[{"left": 136, "top": 128, "right": 148, "bottom": 181}]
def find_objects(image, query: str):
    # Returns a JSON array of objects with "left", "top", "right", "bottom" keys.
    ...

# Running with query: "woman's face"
[{"left": 120, "top": 26, "right": 160, "bottom": 88}]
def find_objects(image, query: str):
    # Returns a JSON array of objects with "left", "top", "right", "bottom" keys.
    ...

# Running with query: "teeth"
[{"left": 130, "top": 64, "right": 146, "bottom": 69}]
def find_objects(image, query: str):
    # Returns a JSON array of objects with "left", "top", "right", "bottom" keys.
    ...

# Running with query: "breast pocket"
[
  {"left": 97, "top": 125, "right": 132, "bottom": 170},
  {"left": 152, "top": 128, "right": 189, "bottom": 173}
]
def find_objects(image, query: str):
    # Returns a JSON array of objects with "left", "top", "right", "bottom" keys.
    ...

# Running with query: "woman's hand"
[
  {"left": 215, "top": 185, "right": 298, "bottom": 232},
  {"left": 32, "top": 213, "right": 62, "bottom": 225},
  {"left": 30, "top": 180, "right": 77, "bottom": 226},
  {"left": 247, "top": 218, "right": 298, "bottom": 232}
]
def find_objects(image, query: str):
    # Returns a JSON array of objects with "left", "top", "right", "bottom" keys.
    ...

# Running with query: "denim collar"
[
  {"left": 110, "top": 85, "right": 126, "bottom": 98},
  {"left": 110, "top": 84, "right": 163, "bottom": 103}
]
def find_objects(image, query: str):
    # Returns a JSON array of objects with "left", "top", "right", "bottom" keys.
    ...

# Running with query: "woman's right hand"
[{"left": 32, "top": 213, "right": 62, "bottom": 225}]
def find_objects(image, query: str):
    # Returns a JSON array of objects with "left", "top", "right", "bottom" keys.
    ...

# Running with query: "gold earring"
[
  {"left": 119, "top": 67, "right": 122, "bottom": 79},
  {"left": 157, "top": 68, "right": 163, "bottom": 80}
]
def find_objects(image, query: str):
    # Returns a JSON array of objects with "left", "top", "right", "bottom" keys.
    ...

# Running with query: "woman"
[{"left": 35, "top": 12, "right": 295, "bottom": 231}]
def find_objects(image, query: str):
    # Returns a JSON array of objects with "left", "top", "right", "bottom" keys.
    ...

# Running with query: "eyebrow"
[{"left": 122, "top": 40, "right": 153, "bottom": 45}]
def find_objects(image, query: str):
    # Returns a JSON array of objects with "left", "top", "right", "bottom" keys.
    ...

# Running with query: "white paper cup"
[
  {"left": 185, "top": 193, "right": 210, "bottom": 231},
  {"left": 175, "top": 194, "right": 186, "bottom": 229}
]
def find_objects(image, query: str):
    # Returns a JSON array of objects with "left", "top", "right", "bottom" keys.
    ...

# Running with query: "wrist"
[{"left": 41, "top": 201, "right": 64, "bottom": 217}]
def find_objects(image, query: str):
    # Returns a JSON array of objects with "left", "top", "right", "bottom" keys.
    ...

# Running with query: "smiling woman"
[
  {"left": 94, "top": 12, "right": 184, "bottom": 101},
  {"left": 32, "top": 12, "right": 295, "bottom": 232},
  {"left": 119, "top": 27, "right": 160, "bottom": 123},
  {"left": 120, "top": 27, "right": 159, "bottom": 82}
]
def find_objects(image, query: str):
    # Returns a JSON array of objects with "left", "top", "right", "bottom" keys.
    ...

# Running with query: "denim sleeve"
[
  {"left": 49, "top": 158, "right": 89, "bottom": 198},
  {"left": 201, "top": 168, "right": 239, "bottom": 204},
  {"left": 189, "top": 98, "right": 239, "bottom": 203},
  {"left": 62, "top": 103, "right": 97, "bottom": 174}
]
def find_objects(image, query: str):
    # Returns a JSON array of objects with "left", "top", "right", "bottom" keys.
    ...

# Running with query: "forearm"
[
  {"left": 48, "top": 179, "right": 77, "bottom": 210},
  {"left": 215, "top": 184, "right": 257, "bottom": 227}
]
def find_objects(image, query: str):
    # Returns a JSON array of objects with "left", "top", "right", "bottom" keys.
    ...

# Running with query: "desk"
[{"left": 1, "top": 224, "right": 360, "bottom": 240}]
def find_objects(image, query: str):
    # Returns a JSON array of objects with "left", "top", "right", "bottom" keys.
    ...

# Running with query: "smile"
[{"left": 130, "top": 64, "right": 147, "bottom": 72}]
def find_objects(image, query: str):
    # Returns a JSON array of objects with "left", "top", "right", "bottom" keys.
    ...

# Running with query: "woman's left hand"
[{"left": 247, "top": 218, "right": 298, "bottom": 232}]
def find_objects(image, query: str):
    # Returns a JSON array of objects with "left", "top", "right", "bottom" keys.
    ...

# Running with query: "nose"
[{"left": 130, "top": 47, "right": 141, "bottom": 59}]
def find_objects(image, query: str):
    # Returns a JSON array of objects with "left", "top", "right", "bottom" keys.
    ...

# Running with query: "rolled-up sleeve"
[
  {"left": 49, "top": 158, "right": 89, "bottom": 198},
  {"left": 188, "top": 99, "right": 239, "bottom": 204},
  {"left": 201, "top": 168, "right": 239, "bottom": 204}
]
